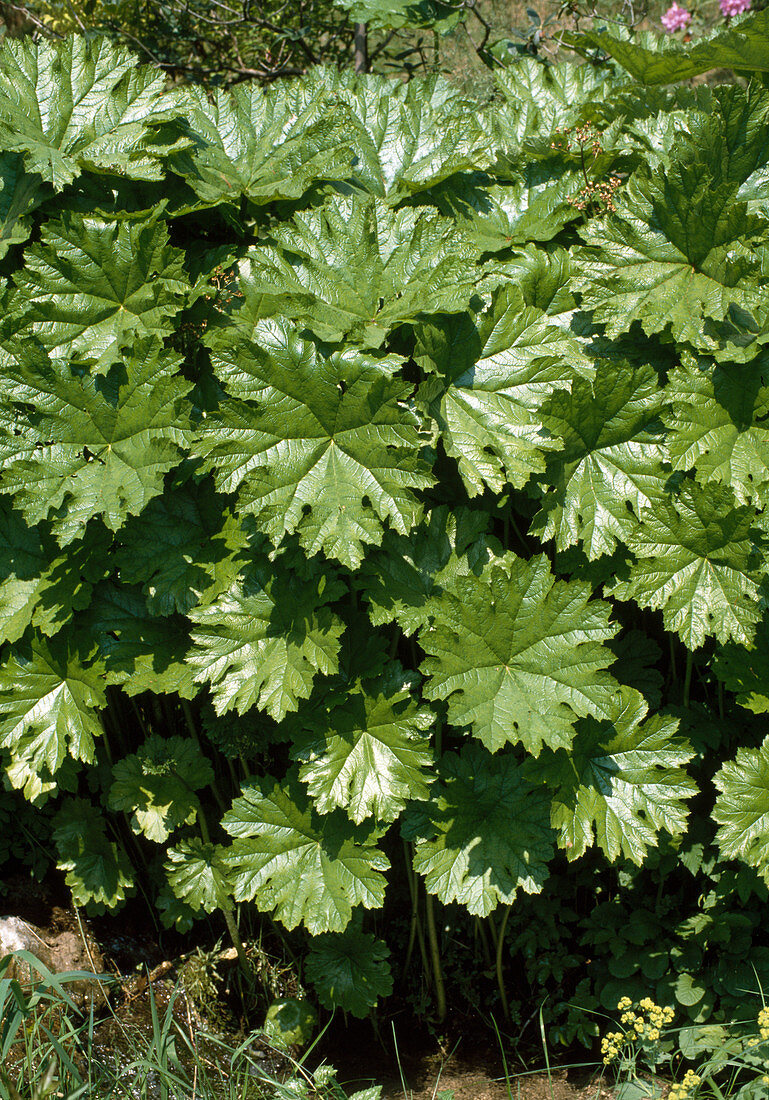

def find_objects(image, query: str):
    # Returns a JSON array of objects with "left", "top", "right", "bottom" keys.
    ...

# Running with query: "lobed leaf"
[
  {"left": 0, "top": 633, "right": 105, "bottom": 803},
  {"left": 714, "top": 736, "right": 769, "bottom": 884},
  {"left": 10, "top": 215, "right": 191, "bottom": 370},
  {"left": 532, "top": 361, "right": 669, "bottom": 560},
  {"left": 415, "top": 285, "right": 590, "bottom": 497},
  {"left": 612, "top": 481, "right": 765, "bottom": 649},
  {"left": 292, "top": 662, "right": 435, "bottom": 824},
  {"left": 188, "top": 556, "right": 345, "bottom": 720},
  {"left": 222, "top": 770, "right": 390, "bottom": 933},
  {"left": 305, "top": 926, "right": 393, "bottom": 1017},
  {"left": 240, "top": 194, "right": 492, "bottom": 347},
  {"left": 0, "top": 340, "right": 192, "bottom": 544},
  {"left": 406, "top": 743, "right": 554, "bottom": 917},
  {"left": 0, "top": 36, "right": 181, "bottom": 190},
  {"left": 197, "top": 318, "right": 433, "bottom": 569},
  {"left": 420, "top": 554, "right": 620, "bottom": 755},
  {"left": 109, "top": 735, "right": 214, "bottom": 843},
  {"left": 544, "top": 687, "right": 696, "bottom": 863}
]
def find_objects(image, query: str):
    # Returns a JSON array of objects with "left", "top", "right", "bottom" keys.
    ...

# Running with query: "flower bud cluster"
[
  {"left": 550, "top": 123, "right": 622, "bottom": 215},
  {"left": 759, "top": 1006, "right": 769, "bottom": 1041},
  {"left": 668, "top": 1069, "right": 701, "bottom": 1100},
  {"left": 568, "top": 175, "right": 622, "bottom": 213}
]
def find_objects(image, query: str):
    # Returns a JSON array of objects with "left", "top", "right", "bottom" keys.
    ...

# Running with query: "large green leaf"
[
  {"left": 493, "top": 58, "right": 619, "bottom": 141},
  {"left": 188, "top": 557, "right": 345, "bottom": 720},
  {"left": 108, "top": 735, "right": 214, "bottom": 843},
  {"left": 115, "top": 474, "right": 248, "bottom": 616},
  {"left": 222, "top": 771, "right": 390, "bottom": 933},
  {"left": 165, "top": 839, "right": 232, "bottom": 913},
  {"left": 305, "top": 926, "right": 393, "bottom": 1017},
  {"left": 197, "top": 319, "right": 433, "bottom": 569},
  {"left": 414, "top": 285, "right": 590, "bottom": 497},
  {"left": 0, "top": 154, "right": 46, "bottom": 258},
  {"left": 0, "top": 340, "right": 192, "bottom": 545},
  {"left": 53, "top": 798, "right": 134, "bottom": 909},
  {"left": 612, "top": 482, "right": 764, "bottom": 649},
  {"left": 81, "top": 582, "right": 197, "bottom": 698},
  {"left": 168, "top": 81, "right": 354, "bottom": 209},
  {"left": 0, "top": 633, "right": 105, "bottom": 802},
  {"left": 563, "top": 9, "right": 769, "bottom": 85},
  {"left": 544, "top": 688, "right": 696, "bottom": 863},
  {"left": 359, "top": 505, "right": 500, "bottom": 635},
  {"left": 430, "top": 167, "right": 582, "bottom": 253},
  {"left": 303, "top": 69, "right": 491, "bottom": 203},
  {"left": 712, "top": 618, "right": 769, "bottom": 715},
  {"left": 420, "top": 554, "right": 620, "bottom": 755},
  {"left": 406, "top": 743, "right": 554, "bottom": 917},
  {"left": 240, "top": 194, "right": 492, "bottom": 347},
  {"left": 0, "top": 502, "right": 109, "bottom": 645},
  {"left": 10, "top": 214, "right": 190, "bottom": 370},
  {"left": 574, "top": 125, "right": 769, "bottom": 357},
  {"left": 291, "top": 662, "right": 434, "bottom": 824},
  {"left": 0, "top": 37, "right": 180, "bottom": 190},
  {"left": 664, "top": 353, "right": 769, "bottom": 507},
  {"left": 531, "top": 361, "right": 668, "bottom": 559},
  {"left": 713, "top": 735, "right": 769, "bottom": 884}
]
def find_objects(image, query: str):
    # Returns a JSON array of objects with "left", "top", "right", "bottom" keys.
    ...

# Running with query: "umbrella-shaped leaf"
[
  {"left": 222, "top": 771, "right": 389, "bottom": 933},
  {"left": 419, "top": 554, "right": 620, "bottom": 755}
]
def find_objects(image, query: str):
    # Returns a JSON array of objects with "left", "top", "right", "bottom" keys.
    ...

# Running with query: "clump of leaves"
[{"left": 1, "top": 26, "right": 769, "bottom": 1034}]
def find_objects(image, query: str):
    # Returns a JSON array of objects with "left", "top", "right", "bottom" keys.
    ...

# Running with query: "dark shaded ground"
[{"left": 1, "top": 875, "right": 633, "bottom": 1100}]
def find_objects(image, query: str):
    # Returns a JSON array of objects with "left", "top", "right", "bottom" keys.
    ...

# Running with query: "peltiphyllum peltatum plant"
[{"left": 2, "top": 15, "right": 769, "bottom": 1022}]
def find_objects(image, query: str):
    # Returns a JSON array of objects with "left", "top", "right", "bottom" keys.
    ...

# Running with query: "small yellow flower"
[
  {"left": 761, "top": 1076, "right": 769, "bottom": 1085},
  {"left": 648, "top": 1028, "right": 660, "bottom": 1041},
  {"left": 617, "top": 996, "right": 633, "bottom": 1010}
]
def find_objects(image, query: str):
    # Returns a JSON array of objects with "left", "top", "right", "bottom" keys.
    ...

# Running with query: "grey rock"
[{"left": 0, "top": 915, "right": 108, "bottom": 1007}]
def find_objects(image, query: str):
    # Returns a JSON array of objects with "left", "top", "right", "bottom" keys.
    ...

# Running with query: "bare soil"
[{"left": 333, "top": 1036, "right": 619, "bottom": 1100}]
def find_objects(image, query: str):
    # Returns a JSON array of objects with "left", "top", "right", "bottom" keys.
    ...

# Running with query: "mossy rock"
[{"left": 263, "top": 997, "right": 318, "bottom": 1048}]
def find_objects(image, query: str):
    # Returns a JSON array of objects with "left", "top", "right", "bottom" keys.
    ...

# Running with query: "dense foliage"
[{"left": 2, "top": 15, "right": 769, "bottom": 1038}]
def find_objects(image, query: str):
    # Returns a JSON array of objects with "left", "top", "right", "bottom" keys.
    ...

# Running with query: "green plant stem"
[
  {"left": 494, "top": 905, "right": 512, "bottom": 1023},
  {"left": 197, "top": 810, "right": 251, "bottom": 976},
  {"left": 98, "top": 713, "right": 114, "bottom": 765},
  {"left": 508, "top": 509, "right": 528, "bottom": 553},
  {"left": 669, "top": 634, "right": 678, "bottom": 686},
  {"left": 474, "top": 916, "right": 492, "bottom": 969},
  {"left": 402, "top": 841, "right": 430, "bottom": 981},
  {"left": 180, "top": 698, "right": 228, "bottom": 814},
  {"left": 128, "top": 695, "right": 148, "bottom": 740},
  {"left": 150, "top": 695, "right": 163, "bottom": 728},
  {"left": 683, "top": 649, "right": 693, "bottom": 709},
  {"left": 424, "top": 891, "right": 446, "bottom": 1021}
]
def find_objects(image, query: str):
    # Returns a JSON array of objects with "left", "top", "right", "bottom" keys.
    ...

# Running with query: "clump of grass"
[{"left": 0, "top": 950, "right": 373, "bottom": 1100}]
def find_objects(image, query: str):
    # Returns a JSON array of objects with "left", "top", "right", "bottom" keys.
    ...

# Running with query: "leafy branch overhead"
[{"left": 0, "top": 31, "right": 768, "bottom": 1024}]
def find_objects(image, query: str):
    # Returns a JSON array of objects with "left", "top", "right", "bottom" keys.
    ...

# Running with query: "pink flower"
[
  {"left": 660, "top": 2, "right": 692, "bottom": 30},
  {"left": 719, "top": 0, "right": 750, "bottom": 15}
]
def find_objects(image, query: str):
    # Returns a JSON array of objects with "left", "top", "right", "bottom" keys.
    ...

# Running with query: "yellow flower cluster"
[
  {"left": 617, "top": 997, "right": 674, "bottom": 1041},
  {"left": 668, "top": 1070, "right": 700, "bottom": 1100},
  {"left": 601, "top": 1031, "right": 626, "bottom": 1064},
  {"left": 601, "top": 998, "right": 674, "bottom": 1065},
  {"left": 759, "top": 1007, "right": 769, "bottom": 1042}
]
